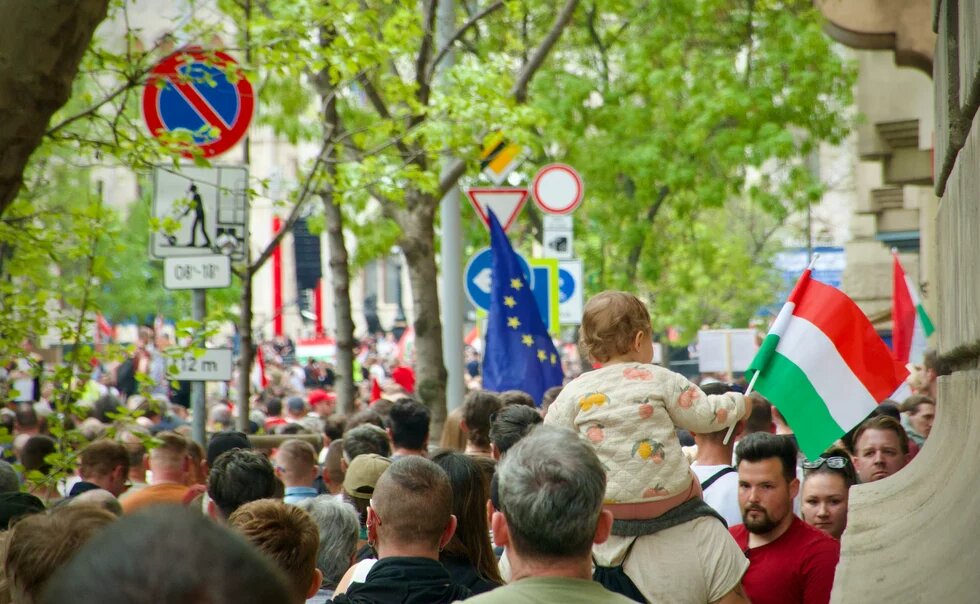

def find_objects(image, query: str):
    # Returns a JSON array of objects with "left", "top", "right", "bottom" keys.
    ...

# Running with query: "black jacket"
[{"left": 330, "top": 557, "right": 472, "bottom": 604}]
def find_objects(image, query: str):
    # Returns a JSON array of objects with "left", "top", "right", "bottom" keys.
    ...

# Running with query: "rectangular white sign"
[
  {"left": 168, "top": 348, "right": 234, "bottom": 381},
  {"left": 151, "top": 165, "right": 249, "bottom": 260},
  {"left": 697, "top": 329, "right": 759, "bottom": 374},
  {"left": 163, "top": 255, "right": 232, "bottom": 290}
]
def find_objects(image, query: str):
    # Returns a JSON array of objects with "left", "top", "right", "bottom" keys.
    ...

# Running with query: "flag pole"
[{"left": 722, "top": 253, "right": 821, "bottom": 446}]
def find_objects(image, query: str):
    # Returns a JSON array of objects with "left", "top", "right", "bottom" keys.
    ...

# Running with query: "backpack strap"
[{"left": 699, "top": 466, "right": 736, "bottom": 491}]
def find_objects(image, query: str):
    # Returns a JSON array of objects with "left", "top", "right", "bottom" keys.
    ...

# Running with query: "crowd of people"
[{"left": 0, "top": 290, "right": 945, "bottom": 603}]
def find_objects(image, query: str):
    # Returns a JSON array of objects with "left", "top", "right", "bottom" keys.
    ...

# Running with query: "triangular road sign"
[{"left": 466, "top": 188, "right": 528, "bottom": 232}]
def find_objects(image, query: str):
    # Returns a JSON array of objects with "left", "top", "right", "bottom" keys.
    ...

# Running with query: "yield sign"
[{"left": 466, "top": 188, "right": 528, "bottom": 232}]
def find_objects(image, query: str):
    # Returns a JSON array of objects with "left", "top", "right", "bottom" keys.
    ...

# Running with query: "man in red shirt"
[{"left": 730, "top": 432, "right": 840, "bottom": 604}]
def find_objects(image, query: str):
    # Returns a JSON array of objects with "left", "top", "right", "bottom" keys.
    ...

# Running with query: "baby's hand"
[{"left": 739, "top": 395, "right": 753, "bottom": 422}]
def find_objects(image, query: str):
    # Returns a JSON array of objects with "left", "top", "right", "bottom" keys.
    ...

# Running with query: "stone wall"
[{"left": 830, "top": 1, "right": 980, "bottom": 601}]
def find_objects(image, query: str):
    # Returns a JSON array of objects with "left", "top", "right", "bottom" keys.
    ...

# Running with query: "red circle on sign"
[
  {"left": 532, "top": 164, "right": 584, "bottom": 214},
  {"left": 142, "top": 48, "right": 254, "bottom": 159}
]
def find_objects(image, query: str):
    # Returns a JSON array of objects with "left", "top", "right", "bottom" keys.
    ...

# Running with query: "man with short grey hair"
[
  {"left": 465, "top": 425, "right": 635, "bottom": 603},
  {"left": 294, "top": 495, "right": 360, "bottom": 603}
]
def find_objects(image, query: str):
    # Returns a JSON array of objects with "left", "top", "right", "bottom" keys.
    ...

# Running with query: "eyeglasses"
[{"left": 802, "top": 456, "right": 849, "bottom": 470}]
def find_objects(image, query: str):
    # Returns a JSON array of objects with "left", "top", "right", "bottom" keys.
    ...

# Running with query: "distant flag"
[
  {"left": 254, "top": 345, "right": 269, "bottom": 389},
  {"left": 746, "top": 269, "right": 909, "bottom": 459},
  {"left": 482, "top": 210, "right": 564, "bottom": 405},
  {"left": 94, "top": 313, "right": 113, "bottom": 345},
  {"left": 891, "top": 250, "right": 935, "bottom": 365},
  {"left": 396, "top": 326, "right": 415, "bottom": 364}
]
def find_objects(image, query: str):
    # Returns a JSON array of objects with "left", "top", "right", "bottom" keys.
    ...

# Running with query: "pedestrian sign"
[
  {"left": 142, "top": 47, "right": 255, "bottom": 159},
  {"left": 558, "top": 259, "right": 584, "bottom": 324},
  {"left": 151, "top": 166, "right": 249, "bottom": 261}
]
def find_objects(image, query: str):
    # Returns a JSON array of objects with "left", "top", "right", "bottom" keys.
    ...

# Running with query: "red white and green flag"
[
  {"left": 747, "top": 269, "right": 909, "bottom": 459},
  {"left": 892, "top": 251, "right": 935, "bottom": 365}
]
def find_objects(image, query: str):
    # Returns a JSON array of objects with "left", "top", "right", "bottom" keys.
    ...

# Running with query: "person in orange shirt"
[{"left": 120, "top": 432, "right": 191, "bottom": 514}]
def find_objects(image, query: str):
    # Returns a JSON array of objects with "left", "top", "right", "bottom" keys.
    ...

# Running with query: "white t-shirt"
[{"left": 691, "top": 463, "right": 742, "bottom": 528}]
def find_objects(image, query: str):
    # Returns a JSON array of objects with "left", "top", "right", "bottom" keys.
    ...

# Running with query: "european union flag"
[{"left": 482, "top": 209, "right": 564, "bottom": 405}]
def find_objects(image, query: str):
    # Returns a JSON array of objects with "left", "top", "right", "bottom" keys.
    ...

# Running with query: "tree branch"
[
  {"left": 625, "top": 185, "right": 670, "bottom": 281},
  {"left": 511, "top": 0, "right": 580, "bottom": 103},
  {"left": 428, "top": 0, "right": 505, "bottom": 79},
  {"left": 248, "top": 141, "right": 329, "bottom": 276},
  {"left": 414, "top": 0, "right": 438, "bottom": 107}
]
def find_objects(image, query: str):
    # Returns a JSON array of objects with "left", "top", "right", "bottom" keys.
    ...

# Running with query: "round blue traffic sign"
[
  {"left": 142, "top": 48, "right": 254, "bottom": 158},
  {"left": 558, "top": 268, "right": 576, "bottom": 303},
  {"left": 464, "top": 248, "right": 533, "bottom": 311}
]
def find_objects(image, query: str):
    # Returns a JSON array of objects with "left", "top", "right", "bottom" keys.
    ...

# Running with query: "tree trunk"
[
  {"left": 322, "top": 194, "right": 356, "bottom": 415},
  {"left": 236, "top": 269, "right": 254, "bottom": 432},
  {"left": 400, "top": 198, "right": 447, "bottom": 428},
  {"left": 0, "top": 0, "right": 110, "bottom": 216}
]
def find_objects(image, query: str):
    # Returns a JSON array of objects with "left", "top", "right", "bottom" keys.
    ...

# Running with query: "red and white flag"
[
  {"left": 254, "top": 345, "right": 269, "bottom": 389},
  {"left": 94, "top": 313, "right": 114, "bottom": 345},
  {"left": 892, "top": 251, "right": 935, "bottom": 365}
]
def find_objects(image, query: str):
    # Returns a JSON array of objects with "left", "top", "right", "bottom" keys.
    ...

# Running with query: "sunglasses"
[{"left": 802, "top": 456, "right": 849, "bottom": 470}]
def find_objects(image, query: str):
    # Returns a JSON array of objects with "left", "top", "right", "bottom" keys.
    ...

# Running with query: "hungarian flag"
[
  {"left": 747, "top": 270, "right": 909, "bottom": 459},
  {"left": 892, "top": 252, "right": 935, "bottom": 365}
]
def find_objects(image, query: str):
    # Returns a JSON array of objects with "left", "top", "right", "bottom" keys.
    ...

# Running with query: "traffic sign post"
[
  {"left": 466, "top": 188, "right": 528, "bottom": 232},
  {"left": 532, "top": 164, "right": 584, "bottom": 214},
  {"left": 142, "top": 48, "right": 254, "bottom": 159},
  {"left": 151, "top": 165, "right": 249, "bottom": 261},
  {"left": 164, "top": 255, "right": 232, "bottom": 290}
]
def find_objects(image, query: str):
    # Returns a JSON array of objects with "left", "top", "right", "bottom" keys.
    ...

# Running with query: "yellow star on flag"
[
  {"left": 521, "top": 334, "right": 534, "bottom": 347},
  {"left": 537, "top": 349, "right": 547, "bottom": 361},
  {"left": 510, "top": 278, "right": 523, "bottom": 290},
  {"left": 507, "top": 316, "right": 521, "bottom": 329},
  {"left": 550, "top": 353, "right": 557, "bottom": 365},
  {"left": 503, "top": 296, "right": 517, "bottom": 308}
]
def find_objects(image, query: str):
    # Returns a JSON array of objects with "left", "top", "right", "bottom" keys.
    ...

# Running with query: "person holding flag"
[
  {"left": 544, "top": 290, "right": 752, "bottom": 603},
  {"left": 744, "top": 260, "right": 910, "bottom": 460},
  {"left": 482, "top": 210, "right": 564, "bottom": 405}
]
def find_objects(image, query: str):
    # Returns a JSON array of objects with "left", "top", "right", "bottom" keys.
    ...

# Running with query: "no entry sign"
[{"left": 142, "top": 48, "right": 254, "bottom": 159}]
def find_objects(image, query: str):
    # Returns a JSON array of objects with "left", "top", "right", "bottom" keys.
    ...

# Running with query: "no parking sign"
[{"left": 142, "top": 48, "right": 254, "bottom": 158}]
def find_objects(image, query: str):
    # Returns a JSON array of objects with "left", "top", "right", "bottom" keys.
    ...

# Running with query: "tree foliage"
[{"left": 529, "top": 0, "right": 853, "bottom": 339}]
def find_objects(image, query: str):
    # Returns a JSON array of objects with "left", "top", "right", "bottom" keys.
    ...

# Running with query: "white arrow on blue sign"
[{"left": 464, "top": 247, "right": 534, "bottom": 312}]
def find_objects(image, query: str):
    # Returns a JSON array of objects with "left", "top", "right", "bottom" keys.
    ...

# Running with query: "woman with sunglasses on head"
[{"left": 800, "top": 447, "right": 858, "bottom": 540}]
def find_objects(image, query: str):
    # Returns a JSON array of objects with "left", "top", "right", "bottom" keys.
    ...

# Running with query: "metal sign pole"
[{"left": 191, "top": 289, "right": 207, "bottom": 447}]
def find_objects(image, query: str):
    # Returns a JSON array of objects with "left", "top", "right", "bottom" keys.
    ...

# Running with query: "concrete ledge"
[
  {"left": 937, "top": 120, "right": 980, "bottom": 353},
  {"left": 960, "top": 0, "right": 980, "bottom": 116},
  {"left": 832, "top": 370, "right": 980, "bottom": 602}
]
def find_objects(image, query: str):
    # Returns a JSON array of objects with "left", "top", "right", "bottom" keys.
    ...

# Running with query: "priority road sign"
[
  {"left": 465, "top": 247, "right": 533, "bottom": 312},
  {"left": 151, "top": 165, "right": 249, "bottom": 261},
  {"left": 466, "top": 188, "right": 528, "bottom": 232},
  {"left": 532, "top": 164, "right": 584, "bottom": 214},
  {"left": 480, "top": 133, "right": 522, "bottom": 185},
  {"left": 142, "top": 48, "right": 255, "bottom": 159}
]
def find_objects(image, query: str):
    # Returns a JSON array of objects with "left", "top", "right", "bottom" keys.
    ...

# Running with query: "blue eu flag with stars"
[{"left": 482, "top": 209, "right": 564, "bottom": 405}]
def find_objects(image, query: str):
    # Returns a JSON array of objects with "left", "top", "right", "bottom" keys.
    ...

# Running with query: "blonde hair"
[{"left": 579, "top": 291, "right": 652, "bottom": 363}]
